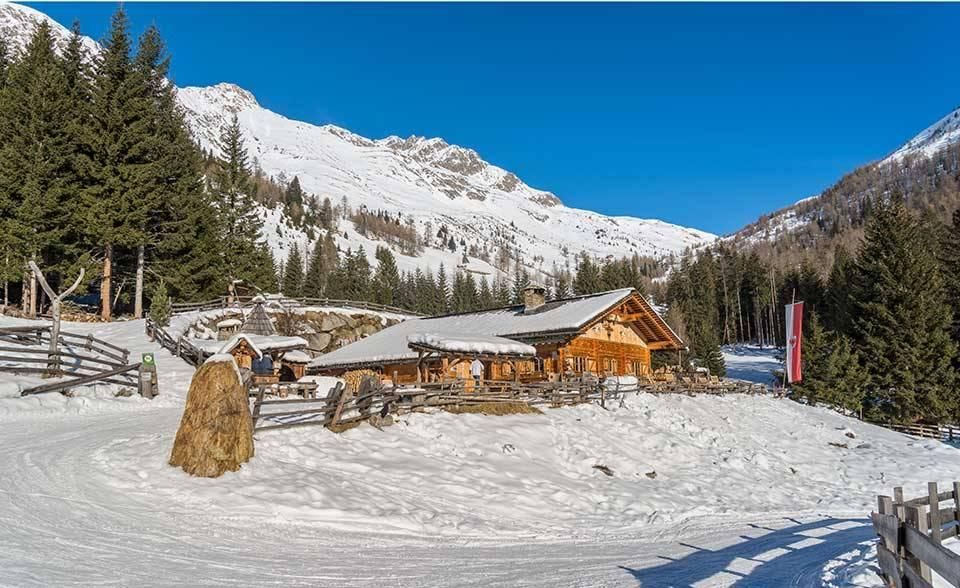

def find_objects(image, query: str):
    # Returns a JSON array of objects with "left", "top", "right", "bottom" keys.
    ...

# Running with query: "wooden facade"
[{"left": 314, "top": 290, "right": 684, "bottom": 386}]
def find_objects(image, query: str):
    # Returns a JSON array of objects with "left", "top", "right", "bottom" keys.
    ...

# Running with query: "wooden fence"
[
  {"left": 249, "top": 375, "right": 767, "bottom": 433},
  {"left": 169, "top": 296, "right": 422, "bottom": 317},
  {"left": 876, "top": 422, "right": 960, "bottom": 443},
  {"left": 145, "top": 318, "right": 205, "bottom": 367},
  {"left": 873, "top": 482, "right": 960, "bottom": 588},
  {"left": 0, "top": 325, "right": 140, "bottom": 396}
]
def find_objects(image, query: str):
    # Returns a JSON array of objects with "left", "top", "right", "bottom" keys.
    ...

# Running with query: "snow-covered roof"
[
  {"left": 282, "top": 350, "right": 312, "bottom": 363},
  {"left": 216, "top": 319, "right": 242, "bottom": 328},
  {"left": 207, "top": 334, "right": 308, "bottom": 357},
  {"left": 407, "top": 333, "right": 536, "bottom": 357},
  {"left": 311, "top": 288, "right": 678, "bottom": 370}
]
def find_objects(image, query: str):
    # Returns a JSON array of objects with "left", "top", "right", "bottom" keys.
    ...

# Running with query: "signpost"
[{"left": 139, "top": 352, "right": 158, "bottom": 399}]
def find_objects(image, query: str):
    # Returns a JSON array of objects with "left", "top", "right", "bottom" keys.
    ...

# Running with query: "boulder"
[
  {"left": 307, "top": 332, "right": 332, "bottom": 352},
  {"left": 169, "top": 354, "right": 254, "bottom": 478},
  {"left": 320, "top": 313, "right": 346, "bottom": 332}
]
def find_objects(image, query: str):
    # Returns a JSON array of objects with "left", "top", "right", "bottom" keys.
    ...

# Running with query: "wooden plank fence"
[
  {"left": 873, "top": 481, "right": 960, "bottom": 587},
  {"left": 169, "top": 296, "right": 423, "bottom": 317},
  {"left": 876, "top": 422, "right": 960, "bottom": 443},
  {"left": 0, "top": 325, "right": 141, "bottom": 396},
  {"left": 249, "top": 375, "right": 768, "bottom": 433},
  {"left": 145, "top": 318, "right": 205, "bottom": 367}
]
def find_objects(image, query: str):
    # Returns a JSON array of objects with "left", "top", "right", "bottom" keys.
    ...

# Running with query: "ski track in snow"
[{"left": 1, "top": 316, "right": 958, "bottom": 586}]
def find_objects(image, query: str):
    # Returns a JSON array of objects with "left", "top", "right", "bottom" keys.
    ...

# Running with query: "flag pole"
[{"left": 782, "top": 289, "right": 795, "bottom": 391}]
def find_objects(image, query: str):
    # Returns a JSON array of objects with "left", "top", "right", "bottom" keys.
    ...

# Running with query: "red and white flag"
[{"left": 785, "top": 301, "right": 804, "bottom": 383}]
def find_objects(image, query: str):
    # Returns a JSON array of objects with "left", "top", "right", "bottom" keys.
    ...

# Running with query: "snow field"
[{"left": 96, "top": 391, "right": 959, "bottom": 542}]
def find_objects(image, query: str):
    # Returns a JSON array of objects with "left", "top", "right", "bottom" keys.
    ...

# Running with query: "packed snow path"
[
  {"left": 1, "top": 318, "right": 957, "bottom": 586},
  {"left": 0, "top": 414, "right": 875, "bottom": 587}
]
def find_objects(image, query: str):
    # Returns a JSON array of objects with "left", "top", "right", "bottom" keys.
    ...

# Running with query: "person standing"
[{"left": 470, "top": 357, "right": 483, "bottom": 387}]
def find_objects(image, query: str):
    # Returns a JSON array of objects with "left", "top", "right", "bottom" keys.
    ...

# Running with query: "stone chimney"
[{"left": 521, "top": 283, "right": 547, "bottom": 313}]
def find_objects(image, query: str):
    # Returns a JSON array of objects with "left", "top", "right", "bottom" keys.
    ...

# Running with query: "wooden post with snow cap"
[{"left": 29, "top": 261, "right": 84, "bottom": 376}]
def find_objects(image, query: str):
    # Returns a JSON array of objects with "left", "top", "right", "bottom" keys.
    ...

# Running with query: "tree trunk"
[
  {"left": 28, "top": 258, "right": 37, "bottom": 319},
  {"left": 134, "top": 244, "right": 144, "bottom": 319},
  {"left": 101, "top": 243, "right": 112, "bottom": 322},
  {"left": 48, "top": 298, "right": 61, "bottom": 376}
]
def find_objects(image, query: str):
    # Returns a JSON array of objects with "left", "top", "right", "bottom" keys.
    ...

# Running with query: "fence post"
[
  {"left": 905, "top": 504, "right": 933, "bottom": 584},
  {"left": 877, "top": 495, "right": 898, "bottom": 587},
  {"left": 929, "top": 482, "right": 943, "bottom": 544},
  {"left": 954, "top": 482, "right": 960, "bottom": 528}
]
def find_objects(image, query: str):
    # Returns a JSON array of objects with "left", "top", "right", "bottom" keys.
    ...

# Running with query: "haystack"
[{"left": 169, "top": 354, "right": 254, "bottom": 477}]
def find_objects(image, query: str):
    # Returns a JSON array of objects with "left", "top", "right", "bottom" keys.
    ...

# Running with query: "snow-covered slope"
[
  {"left": 0, "top": 2, "right": 716, "bottom": 278},
  {"left": 177, "top": 83, "right": 715, "bottom": 272},
  {"left": 885, "top": 106, "right": 960, "bottom": 163},
  {"left": 727, "top": 105, "right": 960, "bottom": 247}
]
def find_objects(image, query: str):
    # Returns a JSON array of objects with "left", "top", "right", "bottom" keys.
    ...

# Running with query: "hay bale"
[
  {"left": 169, "top": 354, "right": 254, "bottom": 478},
  {"left": 444, "top": 401, "right": 542, "bottom": 416},
  {"left": 343, "top": 368, "right": 378, "bottom": 393}
]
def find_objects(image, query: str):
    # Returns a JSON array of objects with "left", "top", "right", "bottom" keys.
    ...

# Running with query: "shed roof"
[
  {"left": 310, "top": 288, "right": 683, "bottom": 371},
  {"left": 241, "top": 301, "right": 275, "bottom": 336}
]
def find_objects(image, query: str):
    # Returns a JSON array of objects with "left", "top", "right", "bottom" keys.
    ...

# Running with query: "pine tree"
[
  {"left": 573, "top": 254, "right": 601, "bottom": 295},
  {"left": 209, "top": 113, "right": 274, "bottom": 292},
  {"left": 478, "top": 277, "right": 494, "bottom": 309},
  {"left": 282, "top": 243, "right": 304, "bottom": 297},
  {"left": 0, "top": 21, "right": 78, "bottom": 296},
  {"left": 372, "top": 246, "right": 400, "bottom": 305},
  {"left": 284, "top": 176, "right": 305, "bottom": 225},
  {"left": 132, "top": 23, "right": 219, "bottom": 302},
  {"left": 303, "top": 238, "right": 326, "bottom": 298},
  {"left": 511, "top": 265, "right": 530, "bottom": 303},
  {"left": 148, "top": 280, "right": 172, "bottom": 327},
  {"left": 791, "top": 313, "right": 868, "bottom": 414},
  {"left": 824, "top": 244, "right": 855, "bottom": 335},
  {"left": 86, "top": 8, "right": 154, "bottom": 319},
  {"left": 942, "top": 209, "right": 960, "bottom": 346},
  {"left": 436, "top": 263, "right": 450, "bottom": 312},
  {"left": 849, "top": 198, "right": 957, "bottom": 423}
]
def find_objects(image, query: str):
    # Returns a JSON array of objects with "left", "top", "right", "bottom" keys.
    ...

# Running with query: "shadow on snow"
[{"left": 620, "top": 516, "right": 876, "bottom": 587}]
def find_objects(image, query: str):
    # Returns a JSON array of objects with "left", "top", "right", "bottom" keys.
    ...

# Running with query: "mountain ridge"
[{"left": 0, "top": 2, "right": 717, "bottom": 279}]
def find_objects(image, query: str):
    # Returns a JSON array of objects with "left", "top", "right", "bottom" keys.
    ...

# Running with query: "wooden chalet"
[{"left": 308, "top": 286, "right": 684, "bottom": 385}]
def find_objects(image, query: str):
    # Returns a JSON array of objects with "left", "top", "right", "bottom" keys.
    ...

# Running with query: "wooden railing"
[
  {"left": 873, "top": 481, "right": 960, "bottom": 588},
  {"left": 145, "top": 318, "right": 205, "bottom": 368},
  {"left": 169, "top": 296, "right": 422, "bottom": 317},
  {"left": 249, "top": 375, "right": 766, "bottom": 433},
  {"left": 875, "top": 422, "right": 960, "bottom": 443},
  {"left": 0, "top": 325, "right": 140, "bottom": 396}
]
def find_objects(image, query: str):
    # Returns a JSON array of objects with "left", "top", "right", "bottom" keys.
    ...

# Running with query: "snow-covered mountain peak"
[
  {"left": 0, "top": 2, "right": 99, "bottom": 57},
  {"left": 5, "top": 2, "right": 717, "bottom": 277},
  {"left": 885, "top": 106, "right": 960, "bottom": 164},
  {"left": 178, "top": 82, "right": 260, "bottom": 113}
]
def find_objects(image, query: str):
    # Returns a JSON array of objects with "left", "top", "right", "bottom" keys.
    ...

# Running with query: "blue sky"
[{"left": 30, "top": 2, "right": 960, "bottom": 235}]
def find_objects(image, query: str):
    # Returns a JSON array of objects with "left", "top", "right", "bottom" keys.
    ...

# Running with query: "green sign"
[{"left": 142, "top": 352, "right": 155, "bottom": 366}]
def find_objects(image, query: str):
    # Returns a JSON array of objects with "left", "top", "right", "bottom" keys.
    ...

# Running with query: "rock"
[
  {"left": 369, "top": 414, "right": 395, "bottom": 429},
  {"left": 845, "top": 431, "right": 856, "bottom": 439},
  {"left": 320, "top": 313, "right": 346, "bottom": 332},
  {"left": 169, "top": 354, "right": 254, "bottom": 478},
  {"left": 307, "top": 332, "right": 332, "bottom": 351},
  {"left": 502, "top": 443, "right": 516, "bottom": 454},
  {"left": 357, "top": 323, "right": 380, "bottom": 337},
  {"left": 645, "top": 470, "right": 657, "bottom": 479}
]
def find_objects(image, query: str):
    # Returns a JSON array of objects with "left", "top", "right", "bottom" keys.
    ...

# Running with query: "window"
[{"left": 571, "top": 356, "right": 587, "bottom": 372}]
